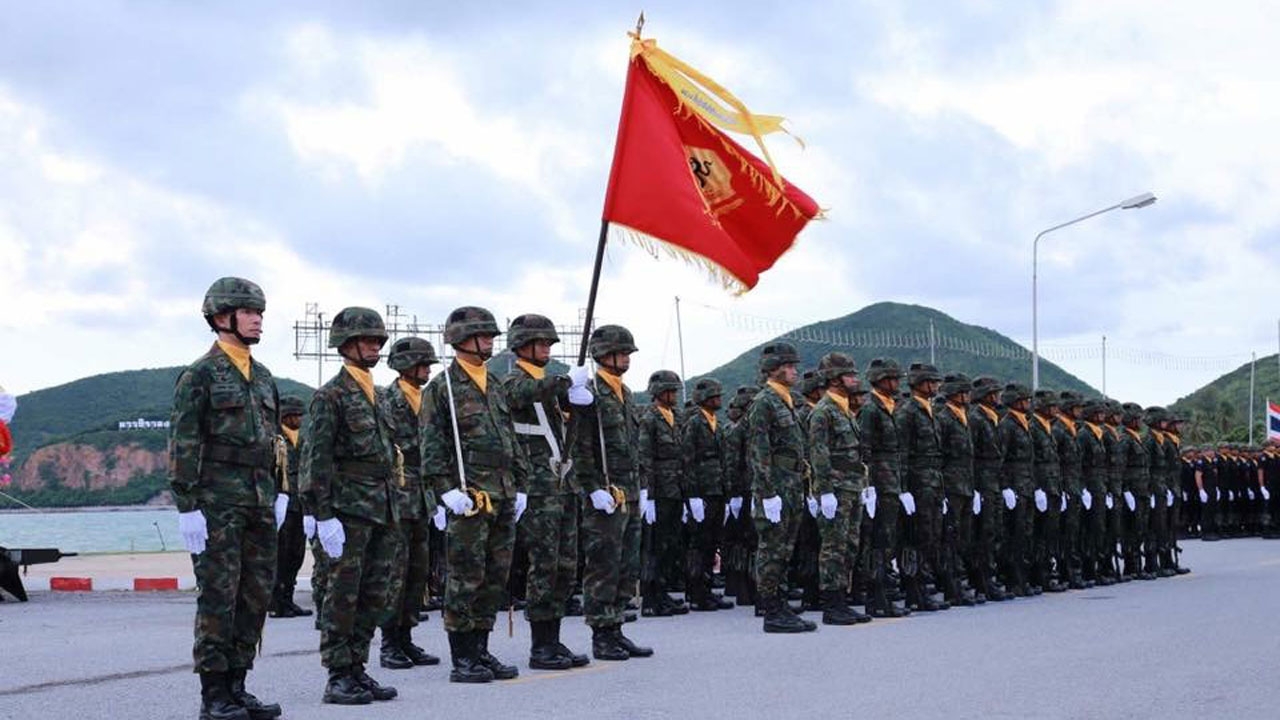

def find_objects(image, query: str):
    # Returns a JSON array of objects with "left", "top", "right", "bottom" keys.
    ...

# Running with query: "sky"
[{"left": 1, "top": 0, "right": 1278, "bottom": 407}]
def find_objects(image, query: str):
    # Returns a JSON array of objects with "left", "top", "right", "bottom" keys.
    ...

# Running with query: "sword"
[
  {"left": 442, "top": 356, "right": 490, "bottom": 516},
  {"left": 590, "top": 361, "right": 626, "bottom": 512}
]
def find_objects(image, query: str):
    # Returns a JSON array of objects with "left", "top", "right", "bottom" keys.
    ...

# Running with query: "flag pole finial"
[{"left": 634, "top": 11, "right": 645, "bottom": 38}]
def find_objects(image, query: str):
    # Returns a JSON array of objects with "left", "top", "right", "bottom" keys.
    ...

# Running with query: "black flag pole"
[{"left": 576, "top": 218, "right": 609, "bottom": 366}]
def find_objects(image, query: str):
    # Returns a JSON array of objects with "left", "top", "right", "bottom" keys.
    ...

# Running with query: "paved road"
[{"left": 2, "top": 539, "right": 1278, "bottom": 720}]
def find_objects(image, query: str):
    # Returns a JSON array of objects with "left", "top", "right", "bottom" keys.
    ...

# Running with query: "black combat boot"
[
  {"left": 447, "top": 632, "right": 494, "bottom": 683},
  {"left": 352, "top": 664, "right": 397, "bottom": 701},
  {"left": 548, "top": 618, "right": 590, "bottom": 667},
  {"left": 592, "top": 624, "right": 630, "bottom": 661},
  {"left": 868, "top": 551, "right": 909, "bottom": 618},
  {"left": 379, "top": 627, "right": 414, "bottom": 670},
  {"left": 285, "top": 588, "right": 313, "bottom": 617},
  {"left": 529, "top": 620, "right": 573, "bottom": 670},
  {"left": 476, "top": 631, "right": 519, "bottom": 679},
  {"left": 401, "top": 627, "right": 440, "bottom": 666},
  {"left": 1158, "top": 550, "right": 1178, "bottom": 578},
  {"left": 613, "top": 624, "right": 655, "bottom": 656},
  {"left": 227, "top": 668, "right": 280, "bottom": 720},
  {"left": 763, "top": 593, "right": 815, "bottom": 633},
  {"left": 199, "top": 672, "right": 249, "bottom": 720},
  {"left": 904, "top": 572, "right": 944, "bottom": 612},
  {"left": 322, "top": 667, "right": 374, "bottom": 705},
  {"left": 820, "top": 589, "right": 861, "bottom": 626}
]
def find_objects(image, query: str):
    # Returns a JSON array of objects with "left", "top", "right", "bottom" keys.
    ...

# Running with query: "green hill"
[
  {"left": 1169, "top": 354, "right": 1280, "bottom": 444},
  {"left": 687, "top": 301, "right": 1097, "bottom": 398}
]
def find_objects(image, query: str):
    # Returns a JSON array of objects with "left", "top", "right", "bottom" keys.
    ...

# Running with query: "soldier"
[
  {"left": 1142, "top": 407, "right": 1172, "bottom": 578},
  {"left": 859, "top": 358, "right": 909, "bottom": 618},
  {"left": 720, "top": 386, "right": 759, "bottom": 606},
  {"left": 968, "top": 377, "right": 1011, "bottom": 602},
  {"left": 571, "top": 325, "right": 654, "bottom": 661},
  {"left": 638, "top": 370, "right": 689, "bottom": 617},
  {"left": 1077, "top": 400, "right": 1111, "bottom": 586},
  {"left": 681, "top": 377, "right": 734, "bottom": 611},
  {"left": 1102, "top": 400, "right": 1129, "bottom": 583},
  {"left": 1160, "top": 413, "right": 1191, "bottom": 574},
  {"left": 748, "top": 342, "right": 816, "bottom": 633},
  {"left": 170, "top": 277, "right": 282, "bottom": 720},
  {"left": 1030, "top": 390, "right": 1066, "bottom": 593},
  {"left": 420, "top": 307, "right": 532, "bottom": 683},
  {"left": 937, "top": 373, "right": 979, "bottom": 606},
  {"left": 997, "top": 384, "right": 1036, "bottom": 596},
  {"left": 377, "top": 337, "right": 442, "bottom": 671},
  {"left": 896, "top": 363, "right": 948, "bottom": 612},
  {"left": 301, "top": 307, "right": 400, "bottom": 704},
  {"left": 1197, "top": 445, "right": 1221, "bottom": 542},
  {"left": 791, "top": 369, "right": 825, "bottom": 612},
  {"left": 807, "top": 352, "right": 872, "bottom": 625},
  {"left": 1054, "top": 391, "right": 1087, "bottom": 589},
  {"left": 501, "top": 314, "right": 591, "bottom": 671},
  {"left": 1117, "top": 402, "right": 1154, "bottom": 580},
  {"left": 270, "top": 396, "right": 312, "bottom": 619}
]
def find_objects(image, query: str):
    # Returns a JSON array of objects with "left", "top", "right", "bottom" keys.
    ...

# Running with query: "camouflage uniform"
[
  {"left": 968, "top": 378, "right": 1008, "bottom": 601},
  {"left": 720, "top": 386, "right": 759, "bottom": 605},
  {"left": 859, "top": 359, "right": 908, "bottom": 617},
  {"left": 1077, "top": 402, "right": 1111, "bottom": 585},
  {"left": 1030, "top": 392, "right": 1065, "bottom": 592},
  {"left": 997, "top": 385, "right": 1035, "bottom": 594},
  {"left": 1117, "top": 404, "right": 1153, "bottom": 579},
  {"left": 169, "top": 277, "right": 281, "bottom": 718},
  {"left": 790, "top": 370, "right": 824, "bottom": 611},
  {"left": 1143, "top": 409, "right": 1170, "bottom": 575},
  {"left": 270, "top": 396, "right": 310, "bottom": 618},
  {"left": 1053, "top": 392, "right": 1085, "bottom": 589},
  {"left": 637, "top": 371, "right": 686, "bottom": 614},
  {"left": 936, "top": 373, "right": 977, "bottom": 605},
  {"left": 896, "top": 363, "right": 947, "bottom": 611},
  {"left": 680, "top": 378, "right": 730, "bottom": 611},
  {"left": 1102, "top": 403, "right": 1127, "bottom": 580}
]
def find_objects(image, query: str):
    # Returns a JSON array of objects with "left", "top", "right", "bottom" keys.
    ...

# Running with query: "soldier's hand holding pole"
[
  {"left": 442, "top": 488, "right": 475, "bottom": 516},
  {"left": 178, "top": 510, "right": 208, "bottom": 555},
  {"left": 303, "top": 514, "right": 317, "bottom": 540},
  {"left": 316, "top": 518, "right": 345, "bottom": 558},
  {"left": 898, "top": 491, "right": 916, "bottom": 516},
  {"left": 590, "top": 488, "right": 617, "bottom": 514},
  {"left": 761, "top": 495, "right": 783, "bottom": 524}
]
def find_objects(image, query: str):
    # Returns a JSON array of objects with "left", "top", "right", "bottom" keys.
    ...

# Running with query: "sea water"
[{"left": 0, "top": 507, "right": 179, "bottom": 553}]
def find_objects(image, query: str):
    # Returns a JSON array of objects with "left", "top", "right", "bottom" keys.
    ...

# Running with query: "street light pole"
[{"left": 1032, "top": 192, "right": 1157, "bottom": 390}]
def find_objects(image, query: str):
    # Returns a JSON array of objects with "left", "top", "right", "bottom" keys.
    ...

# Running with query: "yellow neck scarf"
[
  {"left": 1084, "top": 421, "right": 1104, "bottom": 440},
  {"left": 1008, "top": 409, "right": 1030, "bottom": 432},
  {"left": 344, "top": 364, "right": 376, "bottom": 406},
  {"left": 700, "top": 407, "right": 718, "bottom": 433},
  {"left": 977, "top": 404, "right": 999, "bottom": 425},
  {"left": 767, "top": 380, "right": 794, "bottom": 408},
  {"left": 516, "top": 359, "right": 546, "bottom": 380},
  {"left": 1150, "top": 429, "right": 1166, "bottom": 446},
  {"left": 1033, "top": 412, "right": 1053, "bottom": 434},
  {"left": 216, "top": 340, "right": 252, "bottom": 381},
  {"left": 655, "top": 404, "right": 675, "bottom": 427},
  {"left": 281, "top": 425, "right": 299, "bottom": 447},
  {"left": 398, "top": 378, "right": 422, "bottom": 416},
  {"left": 826, "top": 389, "right": 851, "bottom": 418},
  {"left": 456, "top": 357, "right": 487, "bottom": 394},
  {"left": 946, "top": 402, "right": 968, "bottom": 427},
  {"left": 914, "top": 394, "right": 935, "bottom": 420},
  {"left": 872, "top": 389, "right": 896, "bottom": 415},
  {"left": 1167, "top": 433, "right": 1181, "bottom": 448},
  {"left": 1125, "top": 427, "right": 1142, "bottom": 442},
  {"left": 1057, "top": 414, "right": 1077, "bottom": 437},
  {"left": 597, "top": 369, "right": 625, "bottom": 400}
]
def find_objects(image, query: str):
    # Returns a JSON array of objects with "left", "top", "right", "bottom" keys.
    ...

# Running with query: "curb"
[
  {"left": 50, "top": 577, "right": 93, "bottom": 591},
  {"left": 133, "top": 577, "right": 179, "bottom": 591}
]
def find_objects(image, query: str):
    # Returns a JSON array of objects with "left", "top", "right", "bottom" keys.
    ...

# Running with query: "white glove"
[
  {"left": 432, "top": 506, "right": 447, "bottom": 530},
  {"left": 1081, "top": 489, "right": 1093, "bottom": 511},
  {"left": 972, "top": 491, "right": 982, "bottom": 516},
  {"left": 1182, "top": 491, "right": 1188, "bottom": 502},
  {"left": 688, "top": 497, "right": 706, "bottom": 523},
  {"left": 1002, "top": 488, "right": 1017, "bottom": 510},
  {"left": 1105, "top": 493, "right": 1115, "bottom": 510},
  {"left": 1228, "top": 490, "right": 1234, "bottom": 501},
  {"left": 303, "top": 515, "right": 317, "bottom": 540},
  {"left": 1246, "top": 488, "right": 1255, "bottom": 501},
  {"left": 1198, "top": 488, "right": 1209, "bottom": 504},
  {"left": 1166, "top": 489, "right": 1174, "bottom": 506},
  {"left": 1149, "top": 494, "right": 1156, "bottom": 509},
  {"left": 1034, "top": 489, "right": 1048, "bottom": 513},
  {"left": 443, "top": 488, "right": 475, "bottom": 516},
  {"left": 1263, "top": 486, "right": 1272, "bottom": 501},
  {"left": 682, "top": 504, "right": 689, "bottom": 524},
  {"left": 569, "top": 364, "right": 590, "bottom": 388},
  {"left": 273, "top": 493, "right": 289, "bottom": 530},
  {"left": 568, "top": 385, "right": 594, "bottom": 406},
  {"left": 1060, "top": 494, "right": 1067, "bottom": 512},
  {"left": 819, "top": 492, "right": 837, "bottom": 520},
  {"left": 317, "top": 518, "right": 345, "bottom": 558},
  {"left": 941, "top": 497, "right": 949, "bottom": 516},
  {"left": 514, "top": 492, "right": 528, "bottom": 523},
  {"left": 590, "top": 489, "right": 617, "bottom": 515},
  {"left": 862, "top": 486, "right": 877, "bottom": 519},
  {"left": 806, "top": 496, "right": 819, "bottom": 518},
  {"left": 898, "top": 492, "right": 916, "bottom": 516},
  {"left": 178, "top": 510, "right": 208, "bottom": 555},
  {"left": 1123, "top": 491, "right": 1136, "bottom": 512},
  {"left": 643, "top": 499, "right": 656, "bottom": 524},
  {"left": 1215, "top": 488, "right": 1221, "bottom": 501},
  {"left": 761, "top": 495, "right": 783, "bottom": 524},
  {"left": 728, "top": 496, "right": 743, "bottom": 518}
]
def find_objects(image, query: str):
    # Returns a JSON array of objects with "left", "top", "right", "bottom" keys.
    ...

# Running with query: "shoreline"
[{"left": 0, "top": 504, "right": 175, "bottom": 515}]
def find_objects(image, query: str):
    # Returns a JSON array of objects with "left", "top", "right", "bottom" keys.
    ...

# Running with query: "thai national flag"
[{"left": 1269, "top": 400, "right": 1280, "bottom": 441}]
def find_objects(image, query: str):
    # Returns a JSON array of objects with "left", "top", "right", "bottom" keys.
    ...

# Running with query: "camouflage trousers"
[
  {"left": 685, "top": 495, "right": 726, "bottom": 603},
  {"left": 582, "top": 498, "right": 641, "bottom": 628},
  {"left": 443, "top": 497, "right": 516, "bottom": 633},
  {"left": 273, "top": 507, "right": 306, "bottom": 604},
  {"left": 642, "top": 498, "right": 684, "bottom": 601},
  {"left": 1060, "top": 493, "right": 1082, "bottom": 575},
  {"left": 871, "top": 482, "right": 901, "bottom": 551},
  {"left": 973, "top": 488, "right": 1004, "bottom": 581},
  {"left": 1080, "top": 491, "right": 1107, "bottom": 575},
  {"left": 310, "top": 538, "right": 331, "bottom": 613},
  {"left": 1122, "top": 499, "right": 1151, "bottom": 567},
  {"left": 319, "top": 516, "right": 396, "bottom": 669},
  {"left": 1003, "top": 494, "right": 1034, "bottom": 582},
  {"left": 1033, "top": 492, "right": 1062, "bottom": 577},
  {"left": 942, "top": 490, "right": 973, "bottom": 583},
  {"left": 1105, "top": 496, "right": 1125, "bottom": 573},
  {"left": 521, "top": 493, "right": 578, "bottom": 623},
  {"left": 191, "top": 504, "right": 276, "bottom": 673},
  {"left": 817, "top": 487, "right": 862, "bottom": 593},
  {"left": 753, "top": 491, "right": 802, "bottom": 601},
  {"left": 381, "top": 514, "right": 431, "bottom": 632},
  {"left": 1150, "top": 491, "right": 1171, "bottom": 553},
  {"left": 906, "top": 484, "right": 943, "bottom": 573}
]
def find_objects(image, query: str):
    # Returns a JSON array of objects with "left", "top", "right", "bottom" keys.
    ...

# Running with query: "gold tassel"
[{"left": 274, "top": 435, "right": 290, "bottom": 492}]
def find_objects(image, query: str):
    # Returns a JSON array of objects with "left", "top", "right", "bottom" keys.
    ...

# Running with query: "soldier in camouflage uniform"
[
  {"left": 859, "top": 358, "right": 909, "bottom": 618},
  {"left": 1162, "top": 416, "right": 1191, "bottom": 574},
  {"left": 420, "top": 307, "right": 531, "bottom": 683},
  {"left": 997, "top": 383, "right": 1037, "bottom": 596},
  {"left": 638, "top": 369, "right": 689, "bottom": 617},
  {"left": 1054, "top": 391, "right": 1087, "bottom": 589},
  {"left": 170, "top": 277, "right": 282, "bottom": 720},
  {"left": 1143, "top": 407, "right": 1174, "bottom": 578},
  {"left": 748, "top": 342, "right": 816, "bottom": 633},
  {"left": 1117, "top": 402, "right": 1154, "bottom": 580},
  {"left": 720, "top": 386, "right": 759, "bottom": 605},
  {"left": 791, "top": 369, "right": 824, "bottom": 612},
  {"left": 681, "top": 377, "right": 734, "bottom": 611},
  {"left": 501, "top": 314, "right": 591, "bottom": 671},
  {"left": 1077, "top": 400, "right": 1111, "bottom": 586},
  {"left": 896, "top": 363, "right": 949, "bottom": 612},
  {"left": 807, "top": 353, "right": 872, "bottom": 625},
  {"left": 270, "top": 395, "right": 312, "bottom": 619},
  {"left": 377, "top": 337, "right": 442, "bottom": 671},
  {"left": 1102, "top": 400, "right": 1129, "bottom": 583},
  {"left": 300, "top": 307, "right": 400, "bottom": 704},
  {"left": 1029, "top": 390, "right": 1067, "bottom": 593},
  {"left": 936, "top": 373, "right": 979, "bottom": 606},
  {"left": 571, "top": 325, "right": 653, "bottom": 661},
  {"left": 968, "top": 377, "right": 1010, "bottom": 602}
]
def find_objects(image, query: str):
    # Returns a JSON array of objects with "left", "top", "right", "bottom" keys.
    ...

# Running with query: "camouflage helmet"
[
  {"left": 758, "top": 342, "right": 800, "bottom": 373},
  {"left": 588, "top": 324, "right": 638, "bottom": 359},
  {"left": 507, "top": 314, "right": 560, "bottom": 351},
  {"left": 444, "top": 306, "right": 501, "bottom": 346},
  {"left": 647, "top": 370, "right": 682, "bottom": 396},
  {"left": 907, "top": 362, "right": 943, "bottom": 387},
  {"left": 800, "top": 370, "right": 823, "bottom": 396},
  {"left": 1081, "top": 399, "right": 1107, "bottom": 417},
  {"left": 279, "top": 395, "right": 307, "bottom": 418},
  {"left": 1058, "top": 391, "right": 1084, "bottom": 409},
  {"left": 202, "top": 277, "right": 266, "bottom": 317},
  {"left": 1121, "top": 402, "right": 1146, "bottom": 423},
  {"left": 1105, "top": 399, "right": 1123, "bottom": 417},
  {"left": 940, "top": 372, "right": 972, "bottom": 398},
  {"left": 692, "top": 377, "right": 723, "bottom": 405},
  {"left": 865, "top": 358, "right": 901, "bottom": 384},
  {"left": 1001, "top": 383, "right": 1032, "bottom": 405},
  {"left": 1032, "top": 389, "right": 1059, "bottom": 411},
  {"left": 729, "top": 385, "right": 759, "bottom": 412},
  {"left": 971, "top": 376, "right": 1001, "bottom": 401},
  {"left": 387, "top": 336, "right": 439, "bottom": 372},
  {"left": 817, "top": 352, "right": 858, "bottom": 383},
  {"left": 328, "top": 307, "right": 388, "bottom": 348},
  {"left": 1145, "top": 406, "right": 1168, "bottom": 425}
]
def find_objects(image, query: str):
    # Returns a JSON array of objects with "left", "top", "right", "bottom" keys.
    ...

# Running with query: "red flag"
[{"left": 602, "top": 38, "right": 820, "bottom": 294}]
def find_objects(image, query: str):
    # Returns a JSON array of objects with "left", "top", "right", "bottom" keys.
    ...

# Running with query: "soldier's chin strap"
[
  {"left": 208, "top": 313, "right": 260, "bottom": 346},
  {"left": 469, "top": 337, "right": 493, "bottom": 362},
  {"left": 514, "top": 346, "right": 549, "bottom": 368}
]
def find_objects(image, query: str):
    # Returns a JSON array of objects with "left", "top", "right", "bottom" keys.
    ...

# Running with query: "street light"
[{"left": 1032, "top": 192, "right": 1157, "bottom": 390}]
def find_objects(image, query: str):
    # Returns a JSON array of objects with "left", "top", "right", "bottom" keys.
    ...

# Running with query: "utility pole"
[
  {"left": 929, "top": 319, "right": 936, "bottom": 365},
  {"left": 1249, "top": 352, "right": 1257, "bottom": 445},
  {"left": 1101, "top": 335, "right": 1107, "bottom": 399},
  {"left": 675, "top": 296, "right": 688, "bottom": 404}
]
